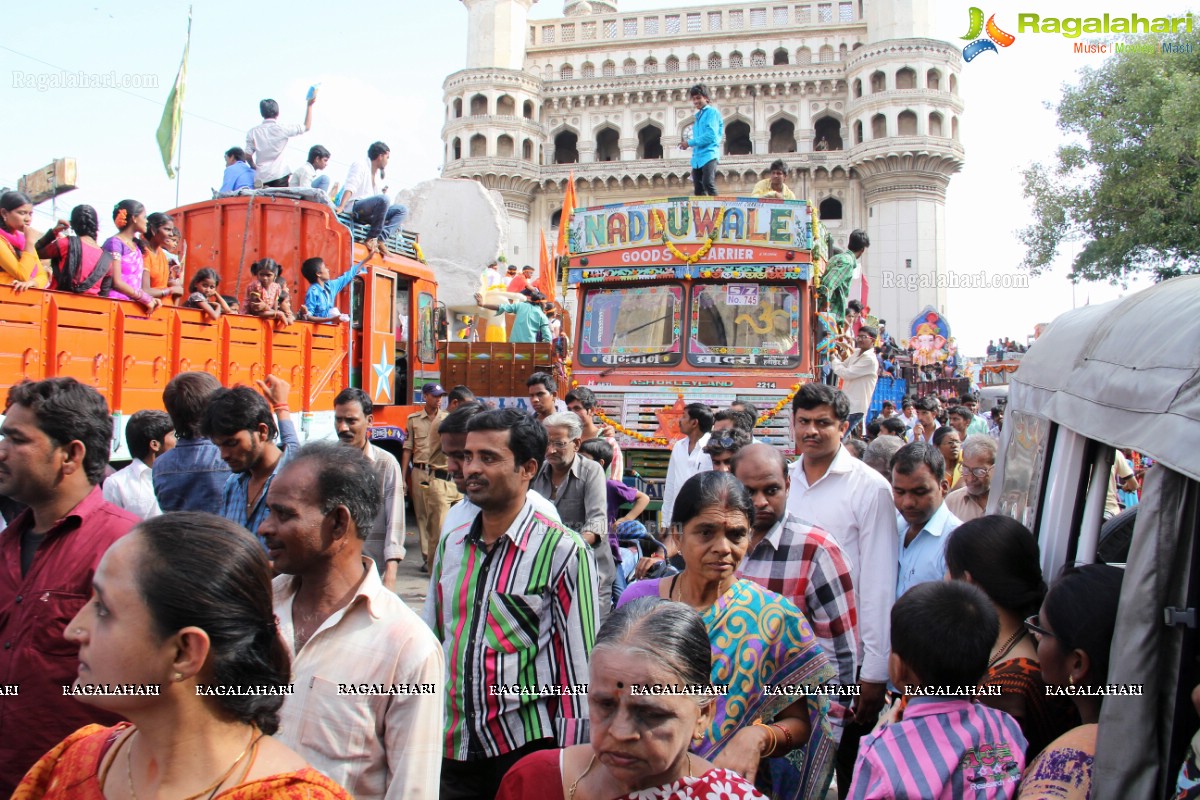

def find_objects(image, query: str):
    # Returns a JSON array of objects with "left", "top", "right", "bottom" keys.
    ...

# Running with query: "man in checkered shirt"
[{"left": 732, "top": 442, "right": 860, "bottom": 736}]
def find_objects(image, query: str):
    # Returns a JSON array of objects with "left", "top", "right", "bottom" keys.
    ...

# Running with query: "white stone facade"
[{"left": 442, "top": 0, "right": 964, "bottom": 329}]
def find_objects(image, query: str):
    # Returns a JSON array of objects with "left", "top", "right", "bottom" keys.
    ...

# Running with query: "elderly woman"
[
  {"left": 619, "top": 471, "right": 836, "bottom": 800},
  {"left": 1017, "top": 563, "right": 1124, "bottom": 799},
  {"left": 498, "top": 597, "right": 768, "bottom": 800},
  {"left": 13, "top": 513, "right": 350, "bottom": 799},
  {"left": 945, "top": 516, "right": 1077, "bottom": 759}
]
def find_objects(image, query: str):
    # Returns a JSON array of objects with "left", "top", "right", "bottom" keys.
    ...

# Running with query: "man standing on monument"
[
  {"left": 679, "top": 83, "right": 723, "bottom": 196},
  {"left": 820, "top": 229, "right": 870, "bottom": 326}
]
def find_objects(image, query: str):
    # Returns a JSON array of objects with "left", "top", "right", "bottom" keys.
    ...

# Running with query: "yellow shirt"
[
  {"left": 0, "top": 238, "right": 49, "bottom": 288},
  {"left": 751, "top": 178, "right": 796, "bottom": 200}
]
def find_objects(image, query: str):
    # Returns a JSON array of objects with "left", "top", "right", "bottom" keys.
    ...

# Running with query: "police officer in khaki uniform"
[{"left": 401, "top": 383, "right": 461, "bottom": 569}]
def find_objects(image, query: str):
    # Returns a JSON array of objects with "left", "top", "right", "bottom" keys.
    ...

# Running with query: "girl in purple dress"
[{"left": 101, "top": 199, "right": 159, "bottom": 312}]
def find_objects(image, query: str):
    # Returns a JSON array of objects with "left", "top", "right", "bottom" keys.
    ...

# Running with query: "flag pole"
[{"left": 174, "top": 8, "right": 192, "bottom": 208}]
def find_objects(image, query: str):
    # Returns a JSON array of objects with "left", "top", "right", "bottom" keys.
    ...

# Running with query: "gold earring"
[
  {"left": 173, "top": 672, "right": 183, "bottom": 682},
  {"left": 1068, "top": 675, "right": 1074, "bottom": 686}
]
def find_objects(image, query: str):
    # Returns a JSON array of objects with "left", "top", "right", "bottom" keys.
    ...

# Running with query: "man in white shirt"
[
  {"left": 245, "top": 96, "right": 315, "bottom": 188},
  {"left": 337, "top": 141, "right": 408, "bottom": 253},
  {"left": 660, "top": 403, "right": 714, "bottom": 528},
  {"left": 830, "top": 325, "right": 879, "bottom": 439},
  {"left": 289, "top": 144, "right": 334, "bottom": 195},
  {"left": 333, "top": 388, "right": 405, "bottom": 590},
  {"left": 911, "top": 395, "right": 940, "bottom": 444},
  {"left": 103, "top": 410, "right": 175, "bottom": 519},
  {"left": 264, "top": 442, "right": 442, "bottom": 800},
  {"left": 892, "top": 442, "right": 961, "bottom": 597},
  {"left": 783, "top": 383, "right": 897, "bottom": 785}
]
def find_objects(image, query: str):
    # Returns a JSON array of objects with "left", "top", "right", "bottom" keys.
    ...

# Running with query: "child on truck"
[
  {"left": 300, "top": 256, "right": 366, "bottom": 323},
  {"left": 184, "top": 269, "right": 235, "bottom": 320},
  {"left": 243, "top": 258, "right": 295, "bottom": 325}
]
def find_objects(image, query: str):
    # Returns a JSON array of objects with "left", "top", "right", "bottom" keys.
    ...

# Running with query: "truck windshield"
[
  {"left": 578, "top": 285, "right": 683, "bottom": 367},
  {"left": 687, "top": 284, "right": 801, "bottom": 368}
]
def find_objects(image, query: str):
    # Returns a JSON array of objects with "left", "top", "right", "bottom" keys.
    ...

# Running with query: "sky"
[{"left": 1, "top": 0, "right": 1179, "bottom": 355}]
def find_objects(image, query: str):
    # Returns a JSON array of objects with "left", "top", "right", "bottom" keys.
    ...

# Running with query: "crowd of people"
[
  {"left": 988, "top": 338, "right": 1029, "bottom": 360},
  {"left": 0, "top": 363, "right": 1176, "bottom": 800}
]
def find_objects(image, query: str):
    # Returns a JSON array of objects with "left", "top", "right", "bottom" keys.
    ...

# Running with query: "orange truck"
[
  {"left": 0, "top": 193, "right": 440, "bottom": 461},
  {"left": 565, "top": 196, "right": 827, "bottom": 500}
]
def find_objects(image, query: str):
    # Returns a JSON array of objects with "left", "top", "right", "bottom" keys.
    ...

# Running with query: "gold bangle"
[{"left": 755, "top": 721, "right": 778, "bottom": 757}]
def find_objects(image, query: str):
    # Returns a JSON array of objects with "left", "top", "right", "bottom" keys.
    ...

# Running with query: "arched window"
[
  {"left": 818, "top": 45, "right": 834, "bottom": 62},
  {"left": 896, "top": 67, "right": 916, "bottom": 89},
  {"left": 797, "top": 47, "right": 812, "bottom": 65},
  {"left": 926, "top": 69, "right": 941, "bottom": 91},
  {"left": 952, "top": 116, "right": 960, "bottom": 140},
  {"left": 638, "top": 125, "right": 663, "bottom": 159},
  {"left": 602, "top": 60, "right": 616, "bottom": 77},
  {"left": 897, "top": 110, "right": 917, "bottom": 135},
  {"left": 813, "top": 116, "right": 842, "bottom": 150},
  {"left": 687, "top": 54, "right": 701, "bottom": 71},
  {"left": 581, "top": 62, "right": 595, "bottom": 78},
  {"left": 523, "top": 100, "right": 534, "bottom": 119},
  {"left": 644, "top": 57, "right": 658, "bottom": 73},
  {"left": 838, "top": 43, "right": 848, "bottom": 60},
  {"left": 853, "top": 120, "right": 863, "bottom": 144},
  {"left": 725, "top": 120, "right": 752, "bottom": 155},
  {"left": 560, "top": 64, "right": 574, "bottom": 80},
  {"left": 751, "top": 49, "right": 767, "bottom": 67},
  {"left": 470, "top": 94, "right": 487, "bottom": 115},
  {"left": 950, "top": 74, "right": 958, "bottom": 94},
  {"left": 550, "top": 210, "right": 562, "bottom": 229},
  {"left": 453, "top": 98, "right": 463, "bottom": 118},
  {"left": 596, "top": 127, "right": 620, "bottom": 161},
  {"left": 773, "top": 47, "right": 789, "bottom": 65},
  {"left": 543, "top": 64, "right": 554, "bottom": 79},
  {"left": 730, "top": 51, "right": 744, "bottom": 68},
  {"left": 497, "top": 134, "right": 515, "bottom": 158},
  {"left": 522, "top": 139, "right": 534, "bottom": 160},
  {"left": 819, "top": 198, "right": 843, "bottom": 220},
  {"left": 852, "top": 78, "right": 862, "bottom": 98},
  {"left": 708, "top": 52, "right": 722, "bottom": 70},
  {"left": 497, "top": 95, "right": 516, "bottom": 116},
  {"left": 624, "top": 58, "right": 637, "bottom": 75},
  {"left": 871, "top": 113, "right": 886, "bottom": 139},
  {"left": 928, "top": 112, "right": 943, "bottom": 137},
  {"left": 870, "top": 70, "right": 885, "bottom": 92},
  {"left": 768, "top": 118, "right": 797, "bottom": 153},
  {"left": 452, "top": 137, "right": 462, "bottom": 160},
  {"left": 555, "top": 131, "right": 579, "bottom": 163},
  {"left": 470, "top": 134, "right": 487, "bottom": 157},
  {"left": 666, "top": 55, "right": 680, "bottom": 72}
]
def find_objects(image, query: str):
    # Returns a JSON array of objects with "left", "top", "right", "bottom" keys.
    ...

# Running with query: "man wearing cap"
[
  {"left": 401, "top": 383, "right": 461, "bottom": 570},
  {"left": 508, "top": 265, "right": 534, "bottom": 294},
  {"left": 475, "top": 288, "right": 552, "bottom": 344}
]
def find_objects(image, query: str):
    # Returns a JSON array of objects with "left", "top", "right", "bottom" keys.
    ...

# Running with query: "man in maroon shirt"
[{"left": 0, "top": 378, "right": 139, "bottom": 793}]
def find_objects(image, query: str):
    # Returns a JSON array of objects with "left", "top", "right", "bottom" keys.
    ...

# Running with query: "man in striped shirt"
[
  {"left": 424, "top": 408, "right": 599, "bottom": 800},
  {"left": 850, "top": 581, "right": 1026, "bottom": 799}
]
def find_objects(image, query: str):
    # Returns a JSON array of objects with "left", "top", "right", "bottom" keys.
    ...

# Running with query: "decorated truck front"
[{"left": 566, "top": 196, "right": 826, "bottom": 509}]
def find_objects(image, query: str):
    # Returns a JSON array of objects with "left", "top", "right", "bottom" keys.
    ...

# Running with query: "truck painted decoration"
[
  {"left": 569, "top": 197, "right": 815, "bottom": 257},
  {"left": 687, "top": 284, "right": 802, "bottom": 368},
  {"left": 579, "top": 285, "right": 683, "bottom": 367}
]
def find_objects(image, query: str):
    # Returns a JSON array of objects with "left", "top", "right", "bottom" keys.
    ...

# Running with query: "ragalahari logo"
[{"left": 961, "top": 8, "right": 1016, "bottom": 61}]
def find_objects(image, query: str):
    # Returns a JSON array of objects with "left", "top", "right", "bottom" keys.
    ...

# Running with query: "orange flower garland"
[{"left": 661, "top": 209, "right": 726, "bottom": 266}]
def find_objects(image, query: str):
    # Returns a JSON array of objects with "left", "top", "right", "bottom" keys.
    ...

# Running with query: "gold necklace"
[
  {"left": 568, "top": 752, "right": 693, "bottom": 800},
  {"left": 126, "top": 727, "right": 259, "bottom": 800}
]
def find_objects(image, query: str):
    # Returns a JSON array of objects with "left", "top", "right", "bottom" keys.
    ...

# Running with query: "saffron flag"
[
  {"left": 156, "top": 9, "right": 191, "bottom": 179},
  {"left": 553, "top": 173, "right": 577, "bottom": 263},
  {"left": 536, "top": 231, "right": 555, "bottom": 300}
]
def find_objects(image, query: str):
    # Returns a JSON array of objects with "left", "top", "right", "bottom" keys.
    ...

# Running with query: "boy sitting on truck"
[{"left": 301, "top": 256, "right": 366, "bottom": 323}]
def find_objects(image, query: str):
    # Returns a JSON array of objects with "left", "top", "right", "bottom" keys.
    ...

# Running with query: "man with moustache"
[
  {"left": 401, "top": 384, "right": 458, "bottom": 571},
  {"left": 333, "top": 387, "right": 405, "bottom": 589},
  {"left": 0, "top": 378, "right": 140, "bottom": 793},
  {"left": 783, "top": 383, "right": 897, "bottom": 793},
  {"left": 424, "top": 408, "right": 597, "bottom": 800}
]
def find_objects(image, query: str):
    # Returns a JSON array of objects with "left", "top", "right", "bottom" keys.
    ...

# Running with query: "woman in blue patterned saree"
[{"left": 619, "top": 471, "right": 836, "bottom": 800}]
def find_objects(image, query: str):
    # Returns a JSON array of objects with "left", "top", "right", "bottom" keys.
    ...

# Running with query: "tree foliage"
[{"left": 1020, "top": 32, "right": 1200, "bottom": 283}]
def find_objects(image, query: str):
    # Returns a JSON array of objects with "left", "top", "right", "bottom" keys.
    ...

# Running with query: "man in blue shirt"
[
  {"left": 220, "top": 147, "right": 256, "bottom": 192},
  {"left": 301, "top": 256, "right": 367, "bottom": 322},
  {"left": 679, "top": 83, "right": 724, "bottom": 196},
  {"left": 474, "top": 287, "right": 552, "bottom": 343},
  {"left": 154, "top": 371, "right": 230, "bottom": 512},
  {"left": 892, "top": 442, "right": 961, "bottom": 597}
]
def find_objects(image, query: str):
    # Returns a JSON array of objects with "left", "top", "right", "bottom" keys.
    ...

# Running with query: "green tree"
[{"left": 1020, "top": 32, "right": 1200, "bottom": 283}]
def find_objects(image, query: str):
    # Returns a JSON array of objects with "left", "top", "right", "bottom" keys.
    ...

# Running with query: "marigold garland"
[
  {"left": 413, "top": 242, "right": 426, "bottom": 263},
  {"left": 661, "top": 209, "right": 726, "bottom": 266}
]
